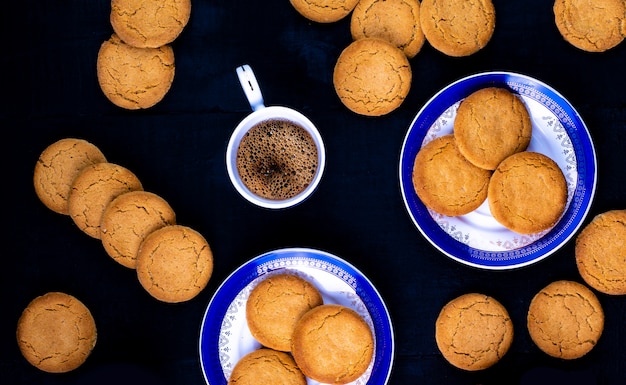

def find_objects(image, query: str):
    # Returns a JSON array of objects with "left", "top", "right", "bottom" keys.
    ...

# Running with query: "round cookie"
[
  {"left": 412, "top": 135, "right": 492, "bottom": 217},
  {"left": 291, "top": 304, "right": 374, "bottom": 384},
  {"left": 527, "top": 280, "right": 604, "bottom": 359},
  {"left": 333, "top": 37, "right": 412, "bottom": 116},
  {"left": 136, "top": 225, "right": 213, "bottom": 303},
  {"left": 575, "top": 209, "right": 626, "bottom": 295},
  {"left": 228, "top": 348, "right": 307, "bottom": 385},
  {"left": 488, "top": 151, "right": 567, "bottom": 234},
  {"left": 554, "top": 0, "right": 626, "bottom": 52},
  {"left": 68, "top": 162, "right": 143, "bottom": 239},
  {"left": 454, "top": 87, "right": 532, "bottom": 170},
  {"left": 420, "top": 0, "right": 496, "bottom": 57},
  {"left": 289, "top": 0, "right": 360, "bottom": 23},
  {"left": 97, "top": 34, "right": 175, "bottom": 110},
  {"left": 33, "top": 138, "right": 107, "bottom": 215},
  {"left": 100, "top": 191, "right": 176, "bottom": 269},
  {"left": 246, "top": 273, "right": 323, "bottom": 352},
  {"left": 16, "top": 292, "right": 97, "bottom": 373},
  {"left": 350, "top": 0, "right": 425, "bottom": 58},
  {"left": 435, "top": 293, "right": 513, "bottom": 371},
  {"left": 110, "top": 0, "right": 192, "bottom": 48}
]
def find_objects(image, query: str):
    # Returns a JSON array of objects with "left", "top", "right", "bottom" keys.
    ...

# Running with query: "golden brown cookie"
[
  {"left": 554, "top": 0, "right": 626, "bottom": 52},
  {"left": 228, "top": 348, "right": 307, "bottom": 385},
  {"left": 291, "top": 304, "right": 374, "bottom": 384},
  {"left": 350, "top": 0, "right": 425, "bottom": 58},
  {"left": 68, "top": 162, "right": 143, "bottom": 239},
  {"left": 420, "top": 0, "right": 496, "bottom": 57},
  {"left": 97, "top": 34, "right": 175, "bottom": 110},
  {"left": 33, "top": 138, "right": 107, "bottom": 215},
  {"left": 488, "top": 152, "right": 567, "bottom": 234},
  {"left": 16, "top": 292, "right": 97, "bottom": 373},
  {"left": 110, "top": 0, "right": 192, "bottom": 48},
  {"left": 289, "top": 0, "right": 360, "bottom": 23},
  {"left": 246, "top": 273, "right": 323, "bottom": 352},
  {"left": 575, "top": 209, "right": 626, "bottom": 295},
  {"left": 527, "top": 280, "right": 604, "bottom": 359},
  {"left": 136, "top": 225, "right": 213, "bottom": 303},
  {"left": 412, "top": 135, "right": 492, "bottom": 217},
  {"left": 100, "top": 191, "right": 176, "bottom": 269},
  {"left": 454, "top": 87, "right": 532, "bottom": 170},
  {"left": 435, "top": 293, "right": 513, "bottom": 371},
  {"left": 333, "top": 37, "right": 412, "bottom": 116}
]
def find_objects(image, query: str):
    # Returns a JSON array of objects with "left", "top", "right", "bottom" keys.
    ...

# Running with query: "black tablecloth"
[{"left": 2, "top": 1, "right": 625, "bottom": 384}]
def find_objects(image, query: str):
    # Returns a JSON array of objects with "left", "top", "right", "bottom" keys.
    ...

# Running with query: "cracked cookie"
[
  {"left": 228, "top": 348, "right": 306, "bottom": 385},
  {"left": 454, "top": 87, "right": 532, "bottom": 170},
  {"left": 554, "top": 0, "right": 626, "bottom": 52},
  {"left": 412, "top": 134, "right": 492, "bottom": 217},
  {"left": 333, "top": 37, "right": 412, "bottom": 116},
  {"left": 575, "top": 209, "right": 626, "bottom": 295},
  {"left": 16, "top": 292, "right": 97, "bottom": 373},
  {"left": 420, "top": 0, "right": 496, "bottom": 57},
  {"left": 527, "top": 280, "right": 604, "bottom": 359},
  {"left": 289, "top": 0, "right": 360, "bottom": 23},
  {"left": 488, "top": 151, "right": 567, "bottom": 234}
]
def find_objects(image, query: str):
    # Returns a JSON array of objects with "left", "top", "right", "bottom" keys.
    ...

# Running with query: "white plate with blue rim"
[
  {"left": 199, "top": 248, "right": 394, "bottom": 385},
  {"left": 399, "top": 72, "right": 597, "bottom": 270}
]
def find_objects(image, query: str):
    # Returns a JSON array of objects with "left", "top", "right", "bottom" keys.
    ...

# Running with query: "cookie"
[
  {"left": 420, "top": 0, "right": 496, "bottom": 57},
  {"left": 527, "top": 280, "right": 604, "bottom": 359},
  {"left": 435, "top": 293, "right": 513, "bottom": 371},
  {"left": 246, "top": 273, "right": 323, "bottom": 352},
  {"left": 97, "top": 34, "right": 175, "bottom": 110},
  {"left": 110, "top": 0, "right": 192, "bottom": 48},
  {"left": 350, "top": 0, "right": 425, "bottom": 58},
  {"left": 68, "top": 162, "right": 143, "bottom": 239},
  {"left": 136, "top": 225, "right": 213, "bottom": 303},
  {"left": 16, "top": 292, "right": 97, "bottom": 373},
  {"left": 488, "top": 151, "right": 567, "bottom": 234},
  {"left": 575, "top": 209, "right": 626, "bottom": 295},
  {"left": 33, "top": 138, "right": 107, "bottom": 215},
  {"left": 454, "top": 87, "right": 532, "bottom": 170},
  {"left": 100, "top": 191, "right": 176, "bottom": 269},
  {"left": 228, "top": 348, "right": 307, "bottom": 385},
  {"left": 289, "top": 0, "right": 360, "bottom": 23},
  {"left": 333, "top": 37, "right": 412, "bottom": 116},
  {"left": 554, "top": 0, "right": 626, "bottom": 52},
  {"left": 412, "top": 135, "right": 492, "bottom": 216},
  {"left": 291, "top": 304, "right": 373, "bottom": 384}
]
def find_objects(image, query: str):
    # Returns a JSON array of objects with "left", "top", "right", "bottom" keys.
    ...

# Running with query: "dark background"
[{"left": 1, "top": 1, "right": 625, "bottom": 384}]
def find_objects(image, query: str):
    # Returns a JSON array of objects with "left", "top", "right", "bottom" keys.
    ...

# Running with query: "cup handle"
[{"left": 236, "top": 65, "right": 265, "bottom": 112}]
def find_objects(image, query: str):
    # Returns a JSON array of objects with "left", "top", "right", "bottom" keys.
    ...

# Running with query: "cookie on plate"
[
  {"left": 527, "top": 280, "right": 604, "bottom": 359},
  {"left": 100, "top": 190, "right": 176, "bottom": 269},
  {"left": 488, "top": 151, "right": 567, "bottom": 234},
  {"left": 350, "top": 0, "right": 425, "bottom": 58},
  {"left": 454, "top": 87, "right": 532, "bottom": 170},
  {"left": 420, "top": 0, "right": 496, "bottom": 57},
  {"left": 289, "top": 0, "right": 360, "bottom": 23},
  {"left": 16, "top": 292, "right": 97, "bottom": 373},
  {"left": 412, "top": 135, "right": 492, "bottom": 217},
  {"left": 33, "top": 138, "right": 107, "bottom": 215},
  {"left": 68, "top": 162, "right": 143, "bottom": 239},
  {"left": 333, "top": 37, "right": 411, "bottom": 116},
  {"left": 228, "top": 348, "right": 306, "bottom": 385},
  {"left": 97, "top": 34, "right": 175, "bottom": 110},
  {"left": 291, "top": 304, "right": 374, "bottom": 384},
  {"left": 136, "top": 225, "right": 213, "bottom": 303},
  {"left": 575, "top": 209, "right": 626, "bottom": 295},
  {"left": 435, "top": 293, "right": 513, "bottom": 371},
  {"left": 554, "top": 0, "right": 626, "bottom": 52},
  {"left": 110, "top": 0, "right": 192, "bottom": 48}
]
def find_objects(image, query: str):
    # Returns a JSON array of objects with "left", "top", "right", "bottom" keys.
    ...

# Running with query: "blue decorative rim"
[
  {"left": 199, "top": 248, "right": 394, "bottom": 384},
  {"left": 399, "top": 72, "right": 597, "bottom": 269}
]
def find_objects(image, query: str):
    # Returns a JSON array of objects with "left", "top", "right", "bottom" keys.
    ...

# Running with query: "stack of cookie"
[{"left": 96, "top": 0, "right": 192, "bottom": 109}]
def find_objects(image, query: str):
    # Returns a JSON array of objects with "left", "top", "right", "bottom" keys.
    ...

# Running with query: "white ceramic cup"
[{"left": 226, "top": 65, "right": 326, "bottom": 209}]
